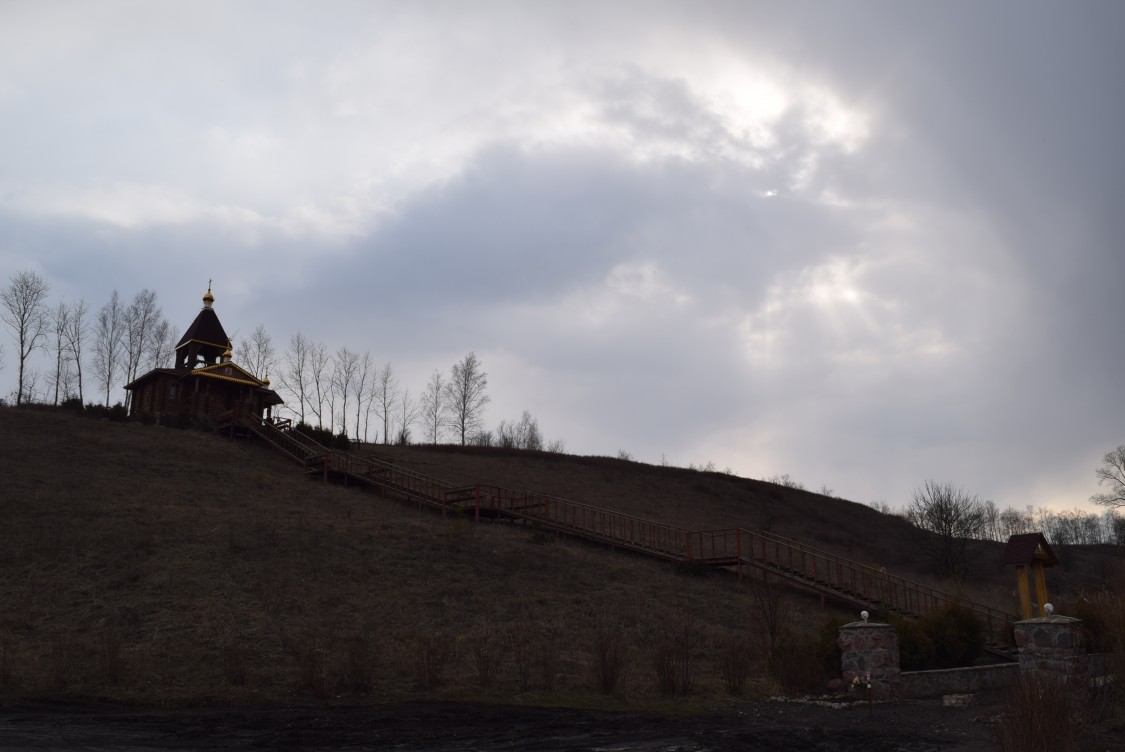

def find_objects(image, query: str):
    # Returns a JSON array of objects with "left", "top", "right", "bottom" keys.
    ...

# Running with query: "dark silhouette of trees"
[
  {"left": 1091, "top": 446, "right": 1125, "bottom": 509},
  {"left": 904, "top": 480, "right": 986, "bottom": 581}
]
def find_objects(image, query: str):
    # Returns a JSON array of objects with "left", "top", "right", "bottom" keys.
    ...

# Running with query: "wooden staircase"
[{"left": 225, "top": 413, "right": 1017, "bottom": 647}]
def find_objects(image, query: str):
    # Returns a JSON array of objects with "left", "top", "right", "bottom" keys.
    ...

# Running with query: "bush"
[
  {"left": 411, "top": 629, "right": 453, "bottom": 690},
  {"left": 84, "top": 402, "right": 128, "bottom": 422},
  {"left": 921, "top": 603, "right": 983, "bottom": 668},
  {"left": 891, "top": 615, "right": 937, "bottom": 671},
  {"left": 717, "top": 632, "right": 754, "bottom": 695},
  {"left": 891, "top": 604, "right": 983, "bottom": 670},
  {"left": 996, "top": 673, "right": 1086, "bottom": 752},
  {"left": 770, "top": 615, "right": 848, "bottom": 695},
  {"left": 294, "top": 422, "right": 351, "bottom": 450},
  {"left": 648, "top": 617, "right": 696, "bottom": 697},
  {"left": 589, "top": 619, "right": 626, "bottom": 695},
  {"left": 60, "top": 397, "right": 84, "bottom": 415}
]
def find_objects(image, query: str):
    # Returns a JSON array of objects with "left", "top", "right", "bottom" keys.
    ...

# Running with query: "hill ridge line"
[{"left": 227, "top": 411, "right": 1016, "bottom": 643}]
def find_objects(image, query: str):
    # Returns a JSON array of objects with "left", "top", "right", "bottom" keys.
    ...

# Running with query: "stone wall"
[
  {"left": 1013, "top": 615, "right": 1087, "bottom": 676},
  {"left": 899, "top": 663, "right": 1019, "bottom": 699}
]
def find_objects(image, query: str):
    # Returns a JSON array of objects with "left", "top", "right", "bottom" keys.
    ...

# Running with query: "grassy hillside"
[{"left": 0, "top": 407, "right": 1118, "bottom": 708}]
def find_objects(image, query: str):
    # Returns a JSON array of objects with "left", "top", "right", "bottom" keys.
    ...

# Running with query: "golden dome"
[{"left": 202, "top": 280, "right": 215, "bottom": 308}]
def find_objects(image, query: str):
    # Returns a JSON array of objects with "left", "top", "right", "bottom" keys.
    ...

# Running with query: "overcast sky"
[{"left": 2, "top": 1, "right": 1122, "bottom": 513}]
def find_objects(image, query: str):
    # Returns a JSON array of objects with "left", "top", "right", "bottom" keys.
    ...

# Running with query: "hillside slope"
[
  {"left": 2, "top": 408, "right": 1118, "bottom": 707},
  {"left": 0, "top": 408, "right": 821, "bottom": 706}
]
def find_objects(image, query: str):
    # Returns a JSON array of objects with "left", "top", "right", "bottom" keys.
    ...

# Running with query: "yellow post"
[
  {"left": 1033, "top": 562, "right": 1050, "bottom": 617},
  {"left": 1016, "top": 565, "right": 1033, "bottom": 620}
]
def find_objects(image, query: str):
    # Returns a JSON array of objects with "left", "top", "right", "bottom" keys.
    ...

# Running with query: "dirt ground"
[{"left": 0, "top": 697, "right": 1021, "bottom": 752}]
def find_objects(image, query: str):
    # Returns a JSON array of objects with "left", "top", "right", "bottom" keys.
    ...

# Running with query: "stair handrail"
[
  {"left": 231, "top": 423, "right": 1016, "bottom": 636},
  {"left": 740, "top": 528, "right": 1012, "bottom": 624}
]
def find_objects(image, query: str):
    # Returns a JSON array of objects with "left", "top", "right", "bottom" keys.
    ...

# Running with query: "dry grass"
[
  {"left": 3, "top": 406, "right": 1120, "bottom": 712},
  {"left": 0, "top": 408, "right": 780, "bottom": 707}
]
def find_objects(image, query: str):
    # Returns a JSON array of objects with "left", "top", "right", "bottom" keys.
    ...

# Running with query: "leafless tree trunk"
[
  {"left": 62, "top": 298, "right": 89, "bottom": 404},
  {"left": 443, "top": 352, "right": 489, "bottom": 446},
  {"left": 146, "top": 317, "right": 177, "bottom": 370},
  {"left": 122, "top": 289, "right": 160, "bottom": 410},
  {"left": 1, "top": 269, "right": 51, "bottom": 405},
  {"left": 237, "top": 324, "right": 276, "bottom": 379},
  {"left": 279, "top": 332, "right": 312, "bottom": 425},
  {"left": 354, "top": 351, "right": 374, "bottom": 443},
  {"left": 308, "top": 340, "right": 331, "bottom": 430},
  {"left": 331, "top": 346, "right": 359, "bottom": 438},
  {"left": 374, "top": 362, "right": 398, "bottom": 445},
  {"left": 395, "top": 386, "right": 419, "bottom": 444},
  {"left": 50, "top": 299, "right": 71, "bottom": 405},
  {"left": 419, "top": 370, "right": 445, "bottom": 444},
  {"left": 92, "top": 291, "right": 126, "bottom": 406}
]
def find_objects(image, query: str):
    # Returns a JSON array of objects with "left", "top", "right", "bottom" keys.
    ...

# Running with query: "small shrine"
[
  {"left": 125, "top": 284, "right": 283, "bottom": 425},
  {"left": 1000, "top": 532, "right": 1059, "bottom": 620}
]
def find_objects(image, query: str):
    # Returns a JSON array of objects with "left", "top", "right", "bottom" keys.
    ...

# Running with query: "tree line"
[
  {"left": 0, "top": 269, "right": 562, "bottom": 450},
  {"left": 0, "top": 269, "right": 176, "bottom": 410},
  {"left": 873, "top": 477, "right": 1125, "bottom": 581}
]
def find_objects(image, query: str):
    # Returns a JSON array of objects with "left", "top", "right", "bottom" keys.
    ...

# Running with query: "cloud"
[{"left": 1, "top": 1, "right": 1122, "bottom": 516}]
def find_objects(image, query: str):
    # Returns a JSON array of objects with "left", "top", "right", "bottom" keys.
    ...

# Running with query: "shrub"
[
  {"left": 411, "top": 629, "right": 453, "bottom": 690},
  {"left": 60, "top": 397, "right": 84, "bottom": 415},
  {"left": 995, "top": 673, "right": 1085, "bottom": 752},
  {"left": 294, "top": 422, "right": 351, "bottom": 450},
  {"left": 589, "top": 619, "right": 626, "bottom": 695},
  {"left": 717, "top": 632, "right": 754, "bottom": 695},
  {"left": 0, "top": 631, "right": 14, "bottom": 687},
  {"left": 222, "top": 640, "right": 248, "bottom": 687},
  {"left": 471, "top": 621, "right": 503, "bottom": 689},
  {"left": 509, "top": 622, "right": 534, "bottom": 693},
  {"left": 341, "top": 634, "right": 375, "bottom": 693},
  {"left": 891, "top": 614, "right": 937, "bottom": 671},
  {"left": 921, "top": 603, "right": 983, "bottom": 669},
  {"left": 770, "top": 616, "right": 848, "bottom": 695},
  {"left": 648, "top": 618, "right": 696, "bottom": 697},
  {"left": 292, "top": 636, "right": 332, "bottom": 698}
]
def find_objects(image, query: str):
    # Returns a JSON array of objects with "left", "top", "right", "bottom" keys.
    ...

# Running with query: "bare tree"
[
  {"left": 279, "top": 332, "right": 312, "bottom": 424},
  {"left": 354, "top": 351, "right": 374, "bottom": 443},
  {"left": 1091, "top": 446, "right": 1125, "bottom": 509},
  {"left": 395, "top": 386, "right": 419, "bottom": 444},
  {"left": 419, "top": 370, "right": 446, "bottom": 444},
  {"left": 49, "top": 299, "right": 72, "bottom": 405},
  {"left": 904, "top": 480, "right": 986, "bottom": 581},
  {"left": 92, "top": 291, "right": 126, "bottom": 406},
  {"left": 237, "top": 324, "right": 276, "bottom": 379},
  {"left": 443, "top": 351, "right": 489, "bottom": 446},
  {"left": 308, "top": 340, "right": 331, "bottom": 429},
  {"left": 1, "top": 269, "right": 51, "bottom": 405},
  {"left": 373, "top": 362, "right": 399, "bottom": 445},
  {"left": 122, "top": 289, "right": 161, "bottom": 410},
  {"left": 146, "top": 317, "right": 177, "bottom": 370},
  {"left": 62, "top": 298, "right": 89, "bottom": 404},
  {"left": 496, "top": 410, "right": 543, "bottom": 450},
  {"left": 331, "top": 346, "right": 359, "bottom": 438}
]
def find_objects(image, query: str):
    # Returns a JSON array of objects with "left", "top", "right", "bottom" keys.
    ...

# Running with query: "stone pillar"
[
  {"left": 838, "top": 621, "right": 900, "bottom": 700},
  {"left": 1013, "top": 615, "right": 1087, "bottom": 677}
]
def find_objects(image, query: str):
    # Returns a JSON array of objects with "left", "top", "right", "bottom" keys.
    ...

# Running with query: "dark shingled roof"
[
  {"left": 175, "top": 307, "right": 230, "bottom": 349},
  {"left": 1000, "top": 532, "right": 1059, "bottom": 567}
]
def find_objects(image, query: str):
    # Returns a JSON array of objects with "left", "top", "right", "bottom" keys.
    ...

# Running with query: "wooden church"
[{"left": 125, "top": 285, "right": 283, "bottom": 425}]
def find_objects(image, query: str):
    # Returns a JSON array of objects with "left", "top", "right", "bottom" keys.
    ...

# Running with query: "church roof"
[
  {"left": 175, "top": 283, "right": 230, "bottom": 351},
  {"left": 175, "top": 306, "right": 229, "bottom": 350}
]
